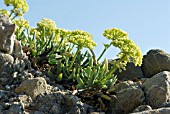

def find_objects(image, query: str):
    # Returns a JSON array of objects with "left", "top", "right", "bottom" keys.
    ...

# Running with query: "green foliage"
[
  {"left": 1, "top": 0, "right": 143, "bottom": 90},
  {"left": 76, "top": 58, "right": 117, "bottom": 89}
]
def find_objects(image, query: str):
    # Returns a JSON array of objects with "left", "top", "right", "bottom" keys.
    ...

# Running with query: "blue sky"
[{"left": 1, "top": 0, "right": 170, "bottom": 60}]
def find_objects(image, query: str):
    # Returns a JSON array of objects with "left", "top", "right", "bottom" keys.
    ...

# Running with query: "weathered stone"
[
  {"left": 34, "top": 111, "right": 44, "bottom": 114},
  {"left": 133, "top": 105, "right": 152, "bottom": 113},
  {"left": 141, "top": 49, "right": 170, "bottom": 78},
  {"left": 113, "top": 62, "right": 144, "bottom": 81},
  {"left": 9, "top": 102, "right": 23, "bottom": 114},
  {"left": 0, "top": 15, "right": 15, "bottom": 54},
  {"left": 107, "top": 81, "right": 145, "bottom": 114},
  {"left": 143, "top": 71, "right": 170, "bottom": 108},
  {"left": 12, "top": 40, "right": 24, "bottom": 59},
  {"left": 50, "top": 104, "right": 62, "bottom": 114},
  {"left": 131, "top": 107, "right": 170, "bottom": 114},
  {"left": 15, "top": 77, "right": 47, "bottom": 99},
  {"left": 0, "top": 52, "right": 14, "bottom": 76}
]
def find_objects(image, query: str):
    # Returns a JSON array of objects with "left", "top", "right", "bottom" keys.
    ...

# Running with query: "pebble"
[{"left": 5, "top": 85, "right": 11, "bottom": 90}]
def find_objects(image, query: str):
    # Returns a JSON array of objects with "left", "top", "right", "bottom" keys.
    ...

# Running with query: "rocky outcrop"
[
  {"left": 143, "top": 71, "right": 170, "bottom": 108},
  {"left": 2, "top": 14, "right": 170, "bottom": 114},
  {"left": 107, "top": 81, "right": 145, "bottom": 114},
  {"left": 141, "top": 49, "right": 170, "bottom": 78},
  {"left": 0, "top": 15, "right": 31, "bottom": 77},
  {"left": 0, "top": 15, "right": 15, "bottom": 54}
]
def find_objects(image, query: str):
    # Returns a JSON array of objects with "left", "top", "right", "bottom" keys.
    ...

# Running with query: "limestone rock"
[
  {"left": 141, "top": 49, "right": 170, "bottom": 78},
  {"left": 0, "top": 15, "right": 15, "bottom": 54},
  {"left": 143, "top": 71, "right": 170, "bottom": 108},
  {"left": 107, "top": 81, "right": 145, "bottom": 114},
  {"left": 15, "top": 77, "right": 47, "bottom": 99}
]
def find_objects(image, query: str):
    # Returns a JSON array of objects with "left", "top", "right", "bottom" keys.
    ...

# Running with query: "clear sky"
[{"left": 1, "top": 0, "right": 170, "bottom": 60}]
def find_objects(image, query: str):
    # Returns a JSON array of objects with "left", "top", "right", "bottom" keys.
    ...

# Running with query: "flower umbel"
[
  {"left": 37, "top": 18, "right": 56, "bottom": 36},
  {"left": 103, "top": 28, "right": 142, "bottom": 67},
  {"left": 69, "top": 30, "right": 97, "bottom": 50},
  {"left": 4, "top": 0, "right": 29, "bottom": 17}
]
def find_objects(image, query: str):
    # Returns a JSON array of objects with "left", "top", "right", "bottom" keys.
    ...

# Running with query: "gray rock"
[
  {"left": 0, "top": 52, "right": 14, "bottom": 76},
  {"left": 8, "top": 102, "right": 23, "bottom": 114},
  {"left": 0, "top": 15, "right": 15, "bottom": 54},
  {"left": 50, "top": 104, "right": 62, "bottom": 114},
  {"left": 113, "top": 62, "right": 144, "bottom": 81},
  {"left": 0, "top": 105, "right": 4, "bottom": 112},
  {"left": 133, "top": 105, "right": 152, "bottom": 113},
  {"left": 107, "top": 81, "right": 145, "bottom": 114},
  {"left": 12, "top": 40, "right": 24, "bottom": 59},
  {"left": 143, "top": 71, "right": 170, "bottom": 108},
  {"left": 131, "top": 107, "right": 170, "bottom": 114},
  {"left": 141, "top": 49, "right": 170, "bottom": 78},
  {"left": 34, "top": 111, "right": 44, "bottom": 114},
  {"left": 15, "top": 77, "right": 47, "bottom": 99}
]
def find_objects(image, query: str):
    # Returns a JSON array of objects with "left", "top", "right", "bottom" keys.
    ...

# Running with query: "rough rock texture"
[
  {"left": 15, "top": 77, "right": 47, "bottom": 99},
  {"left": 114, "top": 62, "right": 144, "bottom": 81},
  {"left": 35, "top": 92, "right": 94, "bottom": 114},
  {"left": 0, "top": 15, "right": 15, "bottom": 54},
  {"left": 107, "top": 81, "right": 145, "bottom": 114},
  {"left": 132, "top": 105, "right": 152, "bottom": 113},
  {"left": 143, "top": 71, "right": 170, "bottom": 108},
  {"left": 141, "top": 49, "right": 170, "bottom": 78},
  {"left": 131, "top": 107, "right": 170, "bottom": 114},
  {"left": 0, "top": 52, "right": 14, "bottom": 76}
]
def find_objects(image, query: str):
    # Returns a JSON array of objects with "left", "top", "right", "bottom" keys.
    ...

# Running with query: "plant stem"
[
  {"left": 97, "top": 42, "right": 112, "bottom": 62},
  {"left": 69, "top": 47, "right": 80, "bottom": 69},
  {"left": 90, "top": 49, "right": 97, "bottom": 65},
  {"left": 105, "top": 54, "right": 126, "bottom": 79}
]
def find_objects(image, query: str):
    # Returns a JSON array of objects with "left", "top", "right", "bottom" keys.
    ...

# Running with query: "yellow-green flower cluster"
[
  {"left": 0, "top": 9, "right": 10, "bottom": 16},
  {"left": 4, "top": 0, "right": 29, "bottom": 16},
  {"left": 37, "top": 18, "right": 56, "bottom": 37},
  {"left": 69, "top": 30, "right": 97, "bottom": 50},
  {"left": 13, "top": 18, "right": 29, "bottom": 29},
  {"left": 103, "top": 28, "right": 142, "bottom": 67},
  {"left": 55, "top": 28, "right": 71, "bottom": 43}
]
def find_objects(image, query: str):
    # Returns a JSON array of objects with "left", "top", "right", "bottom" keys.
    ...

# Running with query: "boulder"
[
  {"left": 143, "top": 71, "right": 170, "bottom": 108},
  {"left": 108, "top": 60, "right": 144, "bottom": 81},
  {"left": 107, "top": 81, "right": 145, "bottom": 114},
  {"left": 15, "top": 77, "right": 47, "bottom": 99},
  {"left": 0, "top": 15, "right": 15, "bottom": 54},
  {"left": 141, "top": 49, "right": 170, "bottom": 78}
]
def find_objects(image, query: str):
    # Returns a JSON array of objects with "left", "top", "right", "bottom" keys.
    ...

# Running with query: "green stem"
[
  {"left": 9, "top": 11, "right": 13, "bottom": 18},
  {"left": 105, "top": 54, "right": 127, "bottom": 79},
  {"left": 69, "top": 47, "right": 80, "bottom": 69},
  {"left": 97, "top": 42, "right": 112, "bottom": 62},
  {"left": 90, "top": 49, "right": 97, "bottom": 65},
  {"left": 11, "top": 15, "right": 17, "bottom": 20}
]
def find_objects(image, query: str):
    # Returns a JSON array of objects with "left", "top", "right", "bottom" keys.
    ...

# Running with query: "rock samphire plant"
[{"left": 0, "top": 0, "right": 143, "bottom": 91}]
